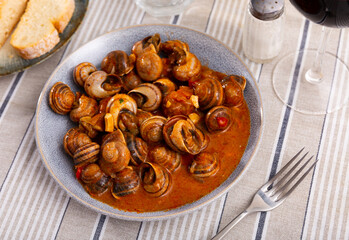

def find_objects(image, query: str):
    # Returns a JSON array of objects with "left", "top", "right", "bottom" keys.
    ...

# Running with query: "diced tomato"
[{"left": 216, "top": 117, "right": 228, "bottom": 128}]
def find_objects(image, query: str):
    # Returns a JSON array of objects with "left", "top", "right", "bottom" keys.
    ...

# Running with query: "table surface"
[{"left": 1, "top": 0, "right": 349, "bottom": 239}]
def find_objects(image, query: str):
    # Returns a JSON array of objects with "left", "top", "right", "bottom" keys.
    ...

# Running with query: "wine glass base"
[{"left": 272, "top": 49, "right": 349, "bottom": 115}]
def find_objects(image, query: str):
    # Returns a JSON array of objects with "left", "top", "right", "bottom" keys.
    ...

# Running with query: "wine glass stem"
[{"left": 305, "top": 26, "right": 332, "bottom": 84}]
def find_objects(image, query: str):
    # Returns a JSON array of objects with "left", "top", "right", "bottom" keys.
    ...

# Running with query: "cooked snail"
[
  {"left": 163, "top": 115, "right": 208, "bottom": 155},
  {"left": 73, "top": 62, "right": 97, "bottom": 87},
  {"left": 132, "top": 33, "right": 161, "bottom": 57},
  {"left": 193, "top": 78, "right": 224, "bottom": 110},
  {"left": 49, "top": 82, "right": 75, "bottom": 115},
  {"left": 220, "top": 75, "right": 244, "bottom": 107},
  {"left": 189, "top": 152, "right": 219, "bottom": 178},
  {"left": 70, "top": 94, "right": 99, "bottom": 122},
  {"left": 101, "top": 50, "right": 136, "bottom": 76},
  {"left": 154, "top": 78, "right": 176, "bottom": 97},
  {"left": 124, "top": 132, "right": 148, "bottom": 166},
  {"left": 205, "top": 106, "right": 232, "bottom": 133},
  {"left": 79, "top": 112, "right": 105, "bottom": 138},
  {"left": 140, "top": 116, "right": 167, "bottom": 143},
  {"left": 99, "top": 140, "right": 131, "bottom": 177},
  {"left": 84, "top": 71, "right": 122, "bottom": 99},
  {"left": 136, "top": 51, "right": 163, "bottom": 81},
  {"left": 106, "top": 94, "right": 137, "bottom": 130},
  {"left": 112, "top": 167, "right": 140, "bottom": 198},
  {"left": 140, "top": 162, "right": 171, "bottom": 197},
  {"left": 80, "top": 163, "right": 110, "bottom": 195},
  {"left": 149, "top": 145, "right": 181, "bottom": 172},
  {"left": 128, "top": 83, "right": 162, "bottom": 112},
  {"left": 136, "top": 109, "right": 153, "bottom": 127},
  {"left": 122, "top": 70, "right": 143, "bottom": 91},
  {"left": 63, "top": 127, "right": 92, "bottom": 157},
  {"left": 118, "top": 110, "right": 139, "bottom": 135},
  {"left": 73, "top": 142, "right": 100, "bottom": 168}
]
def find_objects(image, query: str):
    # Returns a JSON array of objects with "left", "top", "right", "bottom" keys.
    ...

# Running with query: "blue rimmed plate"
[{"left": 35, "top": 24, "right": 263, "bottom": 221}]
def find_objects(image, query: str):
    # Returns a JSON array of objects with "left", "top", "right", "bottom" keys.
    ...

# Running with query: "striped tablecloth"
[{"left": 1, "top": 0, "right": 349, "bottom": 239}]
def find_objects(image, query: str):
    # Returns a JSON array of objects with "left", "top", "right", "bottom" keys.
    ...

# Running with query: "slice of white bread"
[
  {"left": 10, "top": 0, "right": 75, "bottom": 59},
  {"left": 0, "top": 0, "right": 28, "bottom": 48}
]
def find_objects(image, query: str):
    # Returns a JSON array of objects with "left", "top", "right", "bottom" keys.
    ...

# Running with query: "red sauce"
[{"left": 90, "top": 100, "right": 250, "bottom": 212}]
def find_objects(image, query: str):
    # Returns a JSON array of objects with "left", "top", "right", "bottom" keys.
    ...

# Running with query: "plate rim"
[{"left": 35, "top": 23, "right": 264, "bottom": 221}]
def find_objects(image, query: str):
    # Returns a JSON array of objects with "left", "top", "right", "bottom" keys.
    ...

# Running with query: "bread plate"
[
  {"left": 0, "top": 0, "right": 89, "bottom": 76},
  {"left": 35, "top": 24, "right": 263, "bottom": 221}
]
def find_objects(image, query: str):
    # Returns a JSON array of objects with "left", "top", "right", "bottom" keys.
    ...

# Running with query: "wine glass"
[{"left": 272, "top": 0, "right": 349, "bottom": 114}]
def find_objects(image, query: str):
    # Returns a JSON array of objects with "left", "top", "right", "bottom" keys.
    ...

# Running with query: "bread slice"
[
  {"left": 0, "top": 0, "right": 28, "bottom": 48},
  {"left": 10, "top": 0, "right": 75, "bottom": 59}
]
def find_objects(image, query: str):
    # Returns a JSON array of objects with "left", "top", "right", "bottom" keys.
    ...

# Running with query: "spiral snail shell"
[
  {"left": 73, "top": 142, "right": 100, "bottom": 168},
  {"left": 112, "top": 167, "right": 140, "bottom": 198},
  {"left": 149, "top": 145, "right": 181, "bottom": 172},
  {"left": 189, "top": 152, "right": 219, "bottom": 178},
  {"left": 73, "top": 62, "right": 97, "bottom": 87},
  {"left": 49, "top": 82, "right": 75, "bottom": 115},
  {"left": 81, "top": 163, "right": 110, "bottom": 195},
  {"left": 140, "top": 162, "right": 171, "bottom": 197}
]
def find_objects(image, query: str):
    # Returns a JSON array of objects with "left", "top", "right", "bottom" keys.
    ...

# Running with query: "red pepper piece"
[
  {"left": 76, "top": 167, "right": 83, "bottom": 180},
  {"left": 216, "top": 116, "right": 228, "bottom": 128}
]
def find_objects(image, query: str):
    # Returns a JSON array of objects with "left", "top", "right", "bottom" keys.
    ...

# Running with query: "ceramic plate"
[
  {"left": 0, "top": 0, "right": 89, "bottom": 76},
  {"left": 35, "top": 24, "right": 263, "bottom": 221}
]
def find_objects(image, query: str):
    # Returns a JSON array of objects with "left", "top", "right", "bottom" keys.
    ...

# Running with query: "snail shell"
[
  {"left": 163, "top": 115, "right": 208, "bottom": 155},
  {"left": 124, "top": 132, "right": 148, "bottom": 166},
  {"left": 112, "top": 167, "right": 140, "bottom": 198},
  {"left": 81, "top": 163, "right": 110, "bottom": 195},
  {"left": 106, "top": 94, "right": 137, "bottom": 130},
  {"left": 63, "top": 127, "right": 92, "bottom": 157},
  {"left": 140, "top": 116, "right": 167, "bottom": 143},
  {"left": 101, "top": 129, "right": 126, "bottom": 145},
  {"left": 118, "top": 110, "right": 139, "bottom": 136},
  {"left": 140, "top": 162, "right": 171, "bottom": 197},
  {"left": 128, "top": 83, "right": 162, "bottom": 112},
  {"left": 189, "top": 152, "right": 219, "bottom": 178},
  {"left": 73, "top": 62, "right": 97, "bottom": 87},
  {"left": 172, "top": 51, "right": 201, "bottom": 82},
  {"left": 70, "top": 94, "right": 99, "bottom": 122},
  {"left": 220, "top": 75, "right": 244, "bottom": 107},
  {"left": 193, "top": 78, "right": 224, "bottom": 110},
  {"left": 122, "top": 70, "right": 143, "bottom": 91},
  {"left": 73, "top": 142, "right": 100, "bottom": 168},
  {"left": 205, "top": 106, "right": 232, "bottom": 133},
  {"left": 132, "top": 33, "right": 161, "bottom": 57},
  {"left": 136, "top": 51, "right": 163, "bottom": 81},
  {"left": 136, "top": 109, "right": 153, "bottom": 127},
  {"left": 149, "top": 145, "right": 181, "bottom": 172},
  {"left": 153, "top": 78, "right": 177, "bottom": 97},
  {"left": 101, "top": 50, "right": 136, "bottom": 76},
  {"left": 100, "top": 140, "right": 131, "bottom": 177},
  {"left": 84, "top": 71, "right": 122, "bottom": 99},
  {"left": 49, "top": 82, "right": 75, "bottom": 115}
]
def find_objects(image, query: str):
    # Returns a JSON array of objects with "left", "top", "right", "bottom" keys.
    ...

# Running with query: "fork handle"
[{"left": 211, "top": 210, "right": 249, "bottom": 240}]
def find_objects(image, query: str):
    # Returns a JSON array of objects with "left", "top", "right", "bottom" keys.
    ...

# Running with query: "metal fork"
[{"left": 212, "top": 148, "right": 318, "bottom": 240}]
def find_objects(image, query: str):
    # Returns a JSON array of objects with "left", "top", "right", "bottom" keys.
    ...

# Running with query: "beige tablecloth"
[{"left": 1, "top": 0, "right": 349, "bottom": 239}]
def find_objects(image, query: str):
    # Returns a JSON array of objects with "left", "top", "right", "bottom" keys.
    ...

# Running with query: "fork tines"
[{"left": 262, "top": 148, "right": 318, "bottom": 201}]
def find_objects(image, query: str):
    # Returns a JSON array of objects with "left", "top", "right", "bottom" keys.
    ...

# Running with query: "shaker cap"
[{"left": 250, "top": 0, "right": 284, "bottom": 20}]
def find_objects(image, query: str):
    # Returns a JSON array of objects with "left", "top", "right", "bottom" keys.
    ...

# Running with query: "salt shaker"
[{"left": 242, "top": 0, "right": 285, "bottom": 63}]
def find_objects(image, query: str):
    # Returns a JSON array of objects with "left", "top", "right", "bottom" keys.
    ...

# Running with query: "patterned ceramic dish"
[
  {"left": 0, "top": 0, "right": 89, "bottom": 76},
  {"left": 35, "top": 24, "right": 263, "bottom": 221}
]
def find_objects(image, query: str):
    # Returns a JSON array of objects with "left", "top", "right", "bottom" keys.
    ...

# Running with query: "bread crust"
[
  {"left": 12, "top": 28, "right": 60, "bottom": 59},
  {"left": 10, "top": 0, "right": 75, "bottom": 59}
]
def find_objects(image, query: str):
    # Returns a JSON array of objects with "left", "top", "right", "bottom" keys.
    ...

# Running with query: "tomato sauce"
[{"left": 90, "top": 100, "right": 250, "bottom": 212}]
